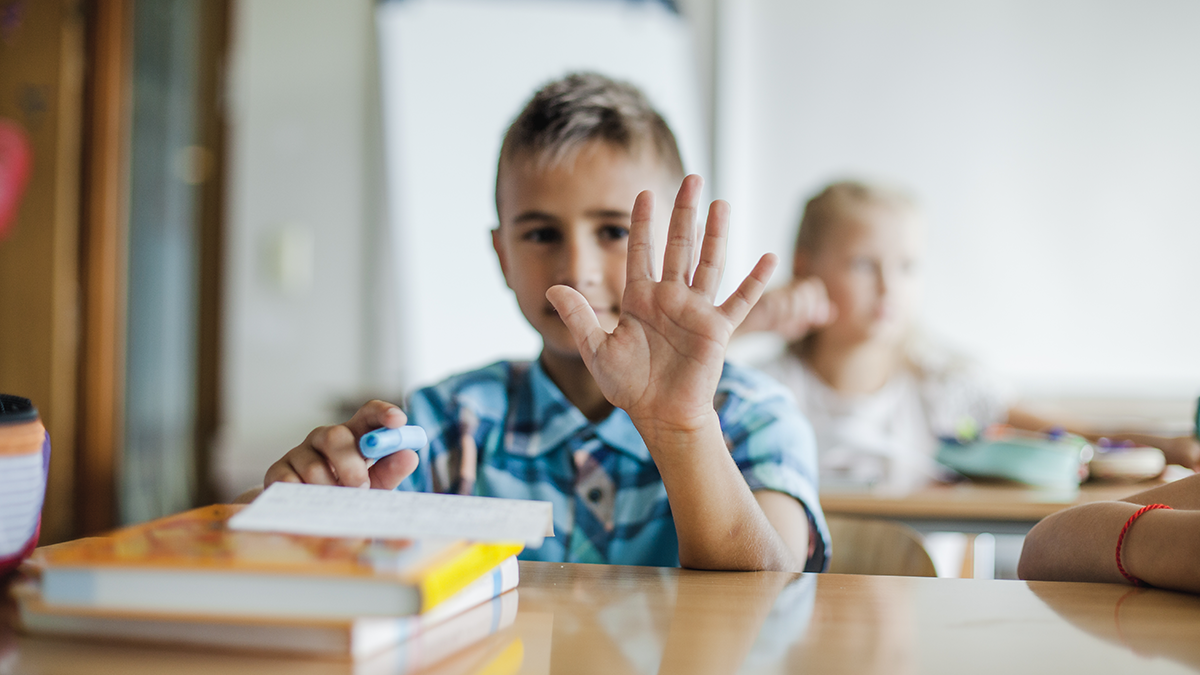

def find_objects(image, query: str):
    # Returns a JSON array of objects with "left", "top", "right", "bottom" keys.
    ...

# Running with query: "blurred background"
[{"left": 1, "top": 0, "right": 1197, "bottom": 541}]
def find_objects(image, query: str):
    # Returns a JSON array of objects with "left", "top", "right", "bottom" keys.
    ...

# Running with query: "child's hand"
[
  {"left": 1159, "top": 436, "right": 1200, "bottom": 471},
  {"left": 264, "top": 400, "right": 420, "bottom": 490},
  {"left": 546, "top": 174, "right": 777, "bottom": 436},
  {"left": 734, "top": 276, "right": 836, "bottom": 341}
]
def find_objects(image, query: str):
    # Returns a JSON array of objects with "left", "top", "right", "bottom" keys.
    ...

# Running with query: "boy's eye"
[
  {"left": 523, "top": 227, "right": 562, "bottom": 244},
  {"left": 598, "top": 225, "right": 630, "bottom": 242}
]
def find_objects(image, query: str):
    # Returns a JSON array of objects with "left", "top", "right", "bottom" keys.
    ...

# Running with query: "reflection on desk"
[
  {"left": 4, "top": 561, "right": 1200, "bottom": 674},
  {"left": 511, "top": 562, "right": 1200, "bottom": 675},
  {"left": 1032, "top": 582, "right": 1200, "bottom": 672}
]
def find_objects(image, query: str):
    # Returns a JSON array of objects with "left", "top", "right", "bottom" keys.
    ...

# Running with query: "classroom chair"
[{"left": 826, "top": 516, "right": 938, "bottom": 577}]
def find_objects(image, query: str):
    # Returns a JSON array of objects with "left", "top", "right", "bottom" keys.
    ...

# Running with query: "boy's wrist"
[{"left": 629, "top": 410, "right": 724, "bottom": 460}]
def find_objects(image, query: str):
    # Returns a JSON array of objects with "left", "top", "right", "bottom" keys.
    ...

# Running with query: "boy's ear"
[{"left": 491, "top": 227, "right": 514, "bottom": 289}]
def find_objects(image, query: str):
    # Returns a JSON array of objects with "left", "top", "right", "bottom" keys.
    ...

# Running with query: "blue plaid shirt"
[{"left": 400, "top": 360, "right": 829, "bottom": 571}]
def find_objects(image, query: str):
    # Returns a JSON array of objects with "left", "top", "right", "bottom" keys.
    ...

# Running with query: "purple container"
[{"left": 0, "top": 395, "right": 49, "bottom": 577}]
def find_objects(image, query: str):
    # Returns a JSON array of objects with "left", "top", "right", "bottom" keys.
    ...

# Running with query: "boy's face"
[
  {"left": 802, "top": 203, "right": 924, "bottom": 346},
  {"left": 493, "top": 142, "right": 679, "bottom": 361}
]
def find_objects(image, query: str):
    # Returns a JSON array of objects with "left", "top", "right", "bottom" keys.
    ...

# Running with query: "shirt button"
[{"left": 587, "top": 487, "right": 604, "bottom": 503}]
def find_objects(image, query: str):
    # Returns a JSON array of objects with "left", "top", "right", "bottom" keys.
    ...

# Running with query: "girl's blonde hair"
[{"left": 794, "top": 180, "right": 917, "bottom": 258}]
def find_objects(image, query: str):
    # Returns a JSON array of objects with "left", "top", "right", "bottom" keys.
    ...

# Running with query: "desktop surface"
[{"left": 4, "top": 560, "right": 1199, "bottom": 674}]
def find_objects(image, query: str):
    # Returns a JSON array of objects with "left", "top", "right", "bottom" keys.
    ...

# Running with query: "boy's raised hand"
[
  {"left": 264, "top": 400, "right": 420, "bottom": 490},
  {"left": 547, "top": 174, "right": 778, "bottom": 436}
]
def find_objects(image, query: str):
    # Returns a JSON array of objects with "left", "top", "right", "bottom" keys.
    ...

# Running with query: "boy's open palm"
[{"left": 547, "top": 175, "right": 778, "bottom": 434}]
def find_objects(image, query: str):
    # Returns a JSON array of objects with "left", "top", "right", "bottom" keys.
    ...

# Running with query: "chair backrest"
[{"left": 826, "top": 516, "right": 937, "bottom": 577}]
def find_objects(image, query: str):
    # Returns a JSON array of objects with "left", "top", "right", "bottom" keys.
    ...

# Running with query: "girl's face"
[{"left": 800, "top": 203, "right": 924, "bottom": 347}]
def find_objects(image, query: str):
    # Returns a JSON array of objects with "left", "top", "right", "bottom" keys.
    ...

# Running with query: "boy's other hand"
[
  {"left": 547, "top": 174, "right": 777, "bottom": 437},
  {"left": 264, "top": 400, "right": 419, "bottom": 491},
  {"left": 733, "top": 276, "right": 836, "bottom": 341}
]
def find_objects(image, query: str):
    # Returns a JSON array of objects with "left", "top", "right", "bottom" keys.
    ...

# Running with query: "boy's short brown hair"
[{"left": 496, "top": 72, "right": 685, "bottom": 208}]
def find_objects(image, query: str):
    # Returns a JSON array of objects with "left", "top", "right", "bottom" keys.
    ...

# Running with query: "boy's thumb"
[{"left": 368, "top": 449, "right": 420, "bottom": 490}]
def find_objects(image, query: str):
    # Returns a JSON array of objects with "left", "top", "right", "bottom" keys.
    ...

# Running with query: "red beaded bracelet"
[{"left": 1115, "top": 503, "right": 1173, "bottom": 586}]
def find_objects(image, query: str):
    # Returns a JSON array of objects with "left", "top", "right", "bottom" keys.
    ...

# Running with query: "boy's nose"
[{"left": 556, "top": 236, "right": 603, "bottom": 289}]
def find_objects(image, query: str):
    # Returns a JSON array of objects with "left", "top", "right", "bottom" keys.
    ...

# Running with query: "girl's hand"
[
  {"left": 1160, "top": 436, "right": 1200, "bottom": 471},
  {"left": 735, "top": 276, "right": 836, "bottom": 341}
]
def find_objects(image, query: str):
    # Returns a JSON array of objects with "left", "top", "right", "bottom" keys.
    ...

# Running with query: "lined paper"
[
  {"left": 228, "top": 483, "right": 553, "bottom": 548},
  {"left": 0, "top": 453, "right": 45, "bottom": 555}
]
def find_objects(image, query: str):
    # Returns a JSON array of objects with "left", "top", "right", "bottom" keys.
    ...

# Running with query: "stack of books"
[{"left": 13, "top": 489, "right": 548, "bottom": 665}]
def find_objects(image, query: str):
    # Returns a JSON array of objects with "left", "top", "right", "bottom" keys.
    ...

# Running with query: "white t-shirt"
[{"left": 760, "top": 344, "right": 1012, "bottom": 491}]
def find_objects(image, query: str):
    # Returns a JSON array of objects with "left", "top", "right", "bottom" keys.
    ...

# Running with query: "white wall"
[
  {"left": 727, "top": 0, "right": 1200, "bottom": 398},
  {"left": 216, "top": 0, "right": 1200, "bottom": 496},
  {"left": 217, "top": 0, "right": 382, "bottom": 497},
  {"left": 376, "top": 0, "right": 709, "bottom": 391}
]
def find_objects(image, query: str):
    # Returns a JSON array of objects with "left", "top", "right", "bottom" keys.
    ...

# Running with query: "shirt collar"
[{"left": 525, "top": 360, "right": 652, "bottom": 462}]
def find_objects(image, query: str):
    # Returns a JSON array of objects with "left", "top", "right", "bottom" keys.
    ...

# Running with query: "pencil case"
[{"left": 936, "top": 427, "right": 1091, "bottom": 489}]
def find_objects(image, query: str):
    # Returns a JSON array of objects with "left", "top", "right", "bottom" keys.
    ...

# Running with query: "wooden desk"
[
  {"left": 820, "top": 480, "right": 1160, "bottom": 534},
  {"left": 5, "top": 561, "right": 1200, "bottom": 674}
]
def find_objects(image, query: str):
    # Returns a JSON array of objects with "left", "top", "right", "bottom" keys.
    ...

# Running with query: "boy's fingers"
[
  {"left": 546, "top": 285, "right": 606, "bottom": 365},
  {"left": 661, "top": 175, "right": 703, "bottom": 283},
  {"left": 369, "top": 449, "right": 420, "bottom": 490},
  {"left": 264, "top": 458, "right": 306, "bottom": 487},
  {"left": 626, "top": 190, "right": 656, "bottom": 282},
  {"left": 345, "top": 400, "right": 407, "bottom": 437},
  {"left": 310, "top": 424, "right": 371, "bottom": 487},
  {"left": 691, "top": 199, "right": 729, "bottom": 300},
  {"left": 720, "top": 253, "right": 779, "bottom": 327},
  {"left": 273, "top": 447, "right": 338, "bottom": 485}
]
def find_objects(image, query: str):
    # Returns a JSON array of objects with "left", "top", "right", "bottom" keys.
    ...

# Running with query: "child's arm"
[
  {"left": 1018, "top": 473, "right": 1200, "bottom": 593},
  {"left": 732, "top": 276, "right": 835, "bottom": 340},
  {"left": 263, "top": 400, "right": 421, "bottom": 490},
  {"left": 1006, "top": 407, "right": 1200, "bottom": 470},
  {"left": 546, "top": 175, "right": 809, "bottom": 572}
]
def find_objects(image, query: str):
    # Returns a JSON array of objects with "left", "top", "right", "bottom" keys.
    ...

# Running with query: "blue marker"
[{"left": 359, "top": 425, "right": 429, "bottom": 459}]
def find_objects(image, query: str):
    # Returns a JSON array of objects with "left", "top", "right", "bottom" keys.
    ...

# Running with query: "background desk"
[
  {"left": 820, "top": 480, "right": 1163, "bottom": 579},
  {"left": 820, "top": 480, "right": 1158, "bottom": 534},
  {"left": 4, "top": 561, "right": 1200, "bottom": 674}
]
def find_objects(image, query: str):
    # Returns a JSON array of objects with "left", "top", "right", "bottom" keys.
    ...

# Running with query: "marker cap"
[{"left": 359, "top": 426, "right": 429, "bottom": 459}]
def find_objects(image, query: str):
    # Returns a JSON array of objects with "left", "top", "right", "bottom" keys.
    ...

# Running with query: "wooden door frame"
[
  {"left": 76, "top": 0, "right": 132, "bottom": 536},
  {"left": 74, "top": 0, "right": 230, "bottom": 533},
  {"left": 192, "top": 0, "right": 230, "bottom": 509}
]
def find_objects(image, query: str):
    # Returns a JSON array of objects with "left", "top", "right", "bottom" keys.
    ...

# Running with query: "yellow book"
[
  {"left": 30, "top": 504, "right": 522, "bottom": 619},
  {"left": 14, "top": 561, "right": 518, "bottom": 660}
]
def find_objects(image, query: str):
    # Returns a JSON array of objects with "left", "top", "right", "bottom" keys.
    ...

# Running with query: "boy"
[{"left": 263, "top": 73, "right": 829, "bottom": 572}]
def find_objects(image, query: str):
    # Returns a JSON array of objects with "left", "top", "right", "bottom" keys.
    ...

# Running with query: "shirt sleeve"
[
  {"left": 395, "top": 386, "right": 442, "bottom": 493},
  {"left": 401, "top": 369, "right": 504, "bottom": 495},
  {"left": 402, "top": 383, "right": 483, "bottom": 495},
  {"left": 718, "top": 365, "right": 831, "bottom": 572}
]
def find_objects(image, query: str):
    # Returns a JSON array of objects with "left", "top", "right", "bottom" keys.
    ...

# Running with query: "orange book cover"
[{"left": 31, "top": 505, "right": 523, "bottom": 617}]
